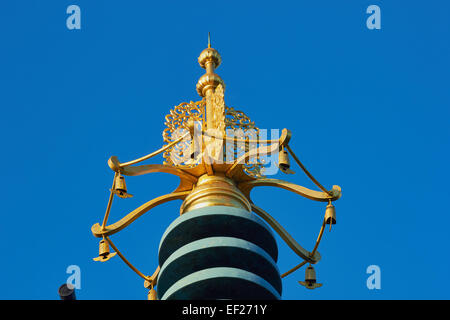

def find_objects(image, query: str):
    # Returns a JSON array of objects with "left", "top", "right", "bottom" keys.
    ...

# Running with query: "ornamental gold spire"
[
  {"left": 91, "top": 36, "right": 342, "bottom": 300},
  {"left": 196, "top": 33, "right": 224, "bottom": 97},
  {"left": 196, "top": 34, "right": 225, "bottom": 132}
]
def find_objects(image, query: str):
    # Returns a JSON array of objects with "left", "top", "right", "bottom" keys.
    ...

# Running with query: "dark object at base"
[{"left": 58, "top": 284, "right": 76, "bottom": 300}]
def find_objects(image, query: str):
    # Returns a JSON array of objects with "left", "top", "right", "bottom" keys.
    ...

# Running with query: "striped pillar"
[{"left": 157, "top": 206, "right": 281, "bottom": 300}]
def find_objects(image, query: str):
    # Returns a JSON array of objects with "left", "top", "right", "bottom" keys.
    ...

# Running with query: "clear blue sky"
[{"left": 0, "top": 1, "right": 449, "bottom": 299}]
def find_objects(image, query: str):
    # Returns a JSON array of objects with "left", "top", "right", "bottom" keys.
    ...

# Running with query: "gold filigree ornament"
[
  {"left": 162, "top": 100, "right": 205, "bottom": 168},
  {"left": 161, "top": 86, "right": 267, "bottom": 178},
  {"left": 224, "top": 105, "right": 266, "bottom": 178}
]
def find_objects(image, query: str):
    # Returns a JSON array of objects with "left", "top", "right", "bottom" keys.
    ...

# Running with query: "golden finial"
[{"left": 196, "top": 33, "right": 224, "bottom": 97}]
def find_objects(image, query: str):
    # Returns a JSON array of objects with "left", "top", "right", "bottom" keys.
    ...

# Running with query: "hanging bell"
[
  {"left": 111, "top": 173, "right": 133, "bottom": 198},
  {"left": 278, "top": 146, "right": 295, "bottom": 174},
  {"left": 148, "top": 288, "right": 157, "bottom": 300},
  {"left": 144, "top": 279, "right": 158, "bottom": 300},
  {"left": 305, "top": 265, "right": 316, "bottom": 284},
  {"left": 298, "top": 265, "right": 322, "bottom": 289},
  {"left": 325, "top": 201, "right": 336, "bottom": 231},
  {"left": 93, "top": 239, "right": 117, "bottom": 262}
]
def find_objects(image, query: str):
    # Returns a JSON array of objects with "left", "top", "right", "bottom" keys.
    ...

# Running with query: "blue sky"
[{"left": 0, "top": 0, "right": 449, "bottom": 299}]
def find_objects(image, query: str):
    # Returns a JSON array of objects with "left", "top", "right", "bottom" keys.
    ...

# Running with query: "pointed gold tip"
[{"left": 208, "top": 32, "right": 211, "bottom": 48}]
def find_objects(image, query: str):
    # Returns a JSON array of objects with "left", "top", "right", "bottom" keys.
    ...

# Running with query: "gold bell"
[
  {"left": 325, "top": 201, "right": 336, "bottom": 231},
  {"left": 144, "top": 279, "right": 158, "bottom": 300},
  {"left": 111, "top": 173, "right": 133, "bottom": 198},
  {"left": 278, "top": 146, "right": 295, "bottom": 174},
  {"left": 148, "top": 288, "right": 157, "bottom": 300},
  {"left": 298, "top": 265, "right": 322, "bottom": 289},
  {"left": 305, "top": 265, "right": 316, "bottom": 283},
  {"left": 93, "top": 239, "right": 117, "bottom": 262}
]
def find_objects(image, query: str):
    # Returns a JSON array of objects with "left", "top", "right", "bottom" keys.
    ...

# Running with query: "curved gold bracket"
[
  {"left": 144, "top": 266, "right": 161, "bottom": 288},
  {"left": 281, "top": 261, "right": 307, "bottom": 278},
  {"left": 92, "top": 191, "right": 191, "bottom": 238},
  {"left": 109, "top": 158, "right": 198, "bottom": 193},
  {"left": 119, "top": 164, "right": 196, "bottom": 180},
  {"left": 107, "top": 133, "right": 190, "bottom": 170},
  {"left": 251, "top": 204, "right": 320, "bottom": 264},
  {"left": 225, "top": 129, "right": 291, "bottom": 179},
  {"left": 285, "top": 145, "right": 333, "bottom": 196},
  {"left": 239, "top": 178, "right": 341, "bottom": 203},
  {"left": 104, "top": 236, "right": 150, "bottom": 281}
]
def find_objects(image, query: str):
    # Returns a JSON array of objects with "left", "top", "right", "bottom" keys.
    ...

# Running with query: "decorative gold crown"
[{"left": 91, "top": 34, "right": 342, "bottom": 299}]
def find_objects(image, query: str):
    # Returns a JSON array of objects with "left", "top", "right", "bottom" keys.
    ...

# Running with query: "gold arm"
[
  {"left": 101, "top": 172, "right": 118, "bottom": 231},
  {"left": 92, "top": 191, "right": 191, "bottom": 238},
  {"left": 251, "top": 204, "right": 320, "bottom": 264},
  {"left": 239, "top": 178, "right": 341, "bottom": 203},
  {"left": 226, "top": 140, "right": 279, "bottom": 177},
  {"left": 105, "top": 236, "right": 151, "bottom": 281},
  {"left": 119, "top": 132, "right": 190, "bottom": 168},
  {"left": 144, "top": 266, "right": 161, "bottom": 288},
  {"left": 281, "top": 219, "right": 326, "bottom": 278},
  {"left": 310, "top": 218, "right": 326, "bottom": 257},
  {"left": 285, "top": 144, "right": 332, "bottom": 196},
  {"left": 109, "top": 163, "right": 198, "bottom": 193},
  {"left": 148, "top": 266, "right": 160, "bottom": 286},
  {"left": 225, "top": 128, "right": 291, "bottom": 178},
  {"left": 281, "top": 261, "right": 307, "bottom": 278},
  {"left": 119, "top": 164, "right": 197, "bottom": 182}
]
